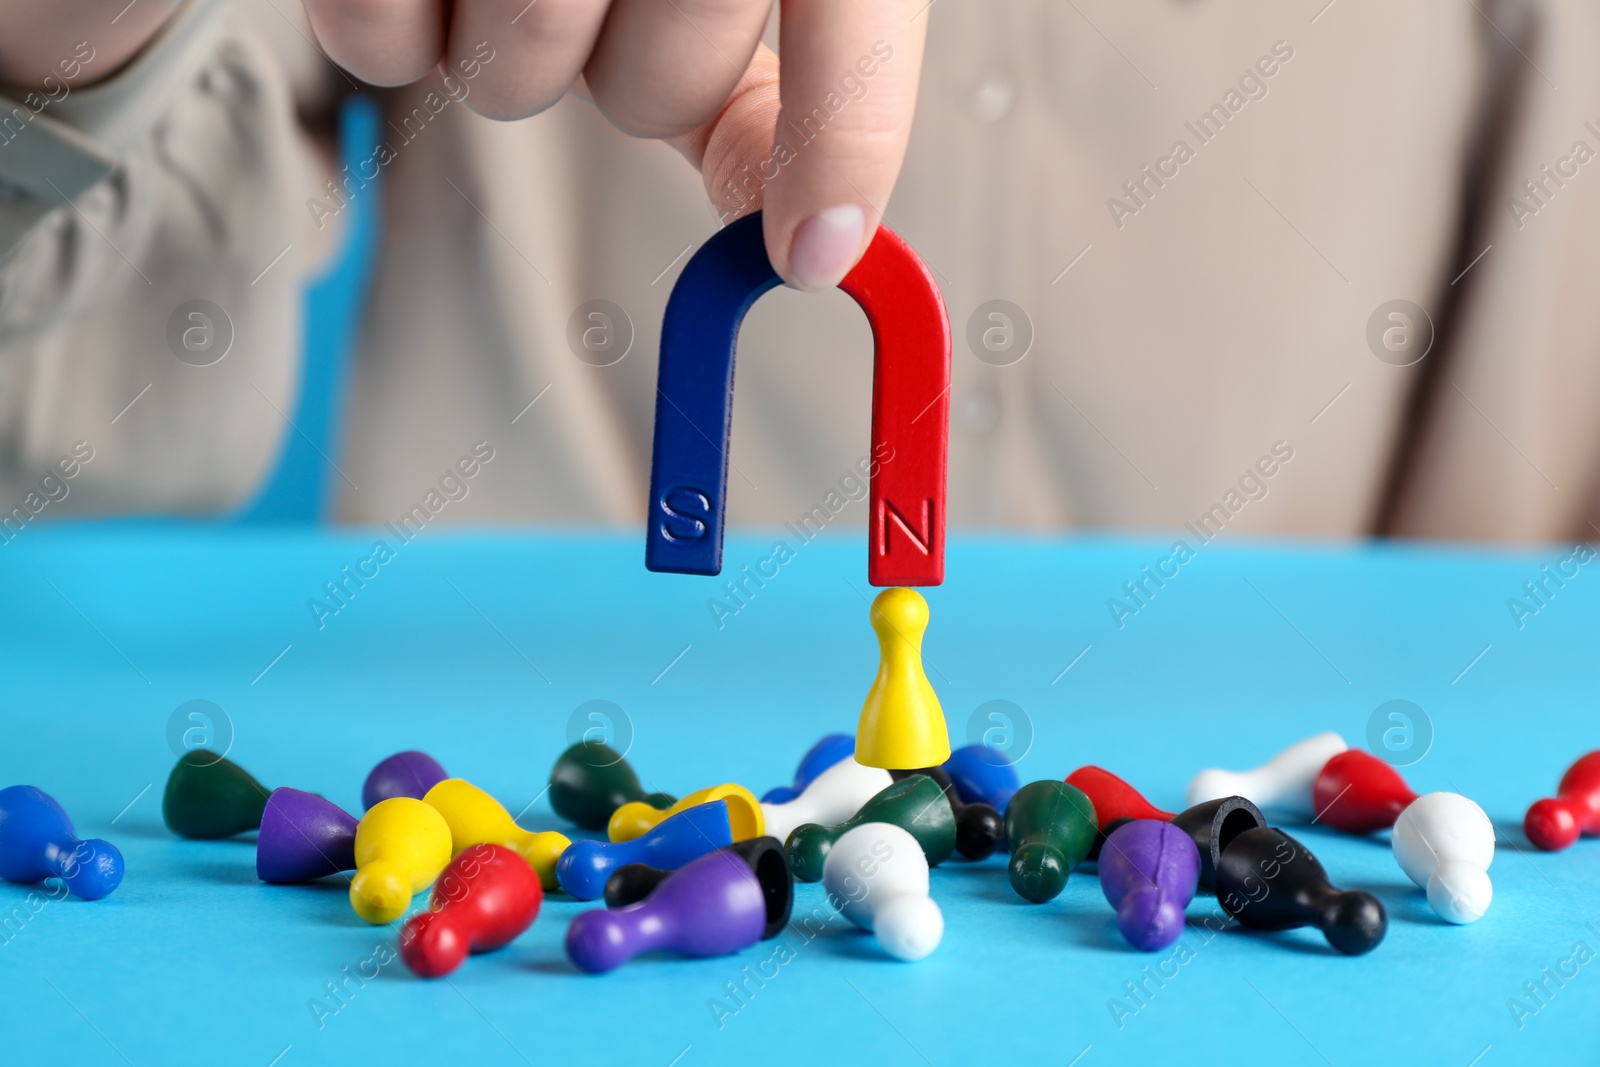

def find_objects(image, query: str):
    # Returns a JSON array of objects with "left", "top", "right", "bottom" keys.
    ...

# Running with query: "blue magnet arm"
[{"left": 646, "top": 212, "right": 782, "bottom": 576}]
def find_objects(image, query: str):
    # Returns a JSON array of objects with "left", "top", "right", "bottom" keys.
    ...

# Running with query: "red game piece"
[
  {"left": 398, "top": 844, "right": 542, "bottom": 978},
  {"left": 1312, "top": 750, "right": 1419, "bottom": 834},
  {"left": 1066, "top": 766, "right": 1176, "bottom": 828},
  {"left": 1525, "top": 751, "right": 1600, "bottom": 851}
]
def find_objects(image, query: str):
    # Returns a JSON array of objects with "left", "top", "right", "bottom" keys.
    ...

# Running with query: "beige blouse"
[{"left": 2, "top": 0, "right": 1596, "bottom": 544}]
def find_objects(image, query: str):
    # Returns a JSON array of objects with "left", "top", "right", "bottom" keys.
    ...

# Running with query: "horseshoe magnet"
[{"left": 645, "top": 211, "right": 950, "bottom": 587}]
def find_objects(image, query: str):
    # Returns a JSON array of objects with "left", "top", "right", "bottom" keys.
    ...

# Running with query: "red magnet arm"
[{"left": 839, "top": 228, "right": 950, "bottom": 587}]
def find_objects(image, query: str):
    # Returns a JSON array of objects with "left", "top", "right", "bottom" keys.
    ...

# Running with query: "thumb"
[{"left": 672, "top": 3, "right": 927, "bottom": 289}]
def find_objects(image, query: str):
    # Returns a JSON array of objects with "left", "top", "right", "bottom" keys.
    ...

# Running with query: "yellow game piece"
[
  {"left": 608, "top": 784, "right": 764, "bottom": 843},
  {"left": 423, "top": 778, "right": 571, "bottom": 891},
  {"left": 854, "top": 587, "right": 952, "bottom": 769},
  {"left": 349, "top": 797, "right": 452, "bottom": 925}
]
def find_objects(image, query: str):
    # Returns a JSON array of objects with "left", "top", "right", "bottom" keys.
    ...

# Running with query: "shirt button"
[{"left": 967, "top": 69, "right": 1016, "bottom": 122}]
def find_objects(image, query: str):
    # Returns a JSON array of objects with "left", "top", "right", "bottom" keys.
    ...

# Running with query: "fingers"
[
  {"left": 673, "top": 45, "right": 781, "bottom": 222},
  {"left": 673, "top": 1, "right": 928, "bottom": 289},
  {"left": 446, "top": 0, "right": 611, "bottom": 121},
  {"left": 763, "top": 0, "right": 928, "bottom": 289},
  {"left": 301, "top": 0, "right": 448, "bottom": 86},
  {"left": 585, "top": 0, "right": 773, "bottom": 139},
  {"left": 304, "top": 0, "right": 927, "bottom": 297},
  {"left": 0, "top": 0, "right": 180, "bottom": 88}
]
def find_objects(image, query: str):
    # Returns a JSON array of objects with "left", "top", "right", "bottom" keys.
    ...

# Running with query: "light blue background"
[{"left": 1, "top": 528, "right": 1596, "bottom": 1066}]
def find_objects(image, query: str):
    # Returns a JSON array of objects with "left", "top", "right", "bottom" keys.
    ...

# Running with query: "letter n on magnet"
[{"left": 874, "top": 498, "right": 942, "bottom": 586}]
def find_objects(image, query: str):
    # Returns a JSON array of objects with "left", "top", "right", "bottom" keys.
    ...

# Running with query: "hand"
[
  {"left": 300, "top": 0, "right": 928, "bottom": 289},
  {"left": 0, "top": 0, "right": 181, "bottom": 91}
]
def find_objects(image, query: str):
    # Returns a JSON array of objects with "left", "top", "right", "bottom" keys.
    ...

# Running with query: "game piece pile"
[{"left": 4, "top": 586, "right": 1598, "bottom": 974}]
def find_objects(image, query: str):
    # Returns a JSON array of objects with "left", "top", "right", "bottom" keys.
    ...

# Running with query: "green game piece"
[
  {"left": 548, "top": 742, "right": 675, "bottom": 832},
  {"left": 162, "top": 751, "right": 272, "bottom": 839},
  {"left": 787, "top": 773, "right": 956, "bottom": 882},
  {"left": 1004, "top": 780, "right": 1097, "bottom": 903}
]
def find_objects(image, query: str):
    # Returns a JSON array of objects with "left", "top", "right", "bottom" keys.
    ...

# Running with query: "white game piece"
[
  {"left": 1185, "top": 731, "right": 1348, "bottom": 816},
  {"left": 1392, "top": 791, "right": 1495, "bottom": 924},
  {"left": 823, "top": 822, "right": 943, "bottom": 961},
  {"left": 760, "top": 759, "right": 891, "bottom": 845}
]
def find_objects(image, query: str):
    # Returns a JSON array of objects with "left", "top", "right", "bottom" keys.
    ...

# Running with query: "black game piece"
[
  {"left": 1214, "top": 826, "right": 1387, "bottom": 955},
  {"left": 1170, "top": 795, "right": 1267, "bottom": 892}
]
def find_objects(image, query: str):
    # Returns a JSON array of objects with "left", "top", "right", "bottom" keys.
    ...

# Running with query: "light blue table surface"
[{"left": 1, "top": 527, "right": 1596, "bottom": 1067}]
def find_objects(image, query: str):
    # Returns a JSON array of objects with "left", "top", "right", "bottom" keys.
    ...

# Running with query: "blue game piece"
[
  {"left": 555, "top": 800, "right": 734, "bottom": 901},
  {"left": 0, "top": 785, "right": 124, "bottom": 900},
  {"left": 943, "top": 746, "right": 1020, "bottom": 812},
  {"left": 761, "top": 733, "right": 857, "bottom": 804}
]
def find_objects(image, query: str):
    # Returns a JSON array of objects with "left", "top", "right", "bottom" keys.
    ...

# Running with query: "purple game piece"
[
  {"left": 362, "top": 751, "right": 449, "bottom": 810},
  {"left": 1099, "top": 819, "right": 1201, "bottom": 951},
  {"left": 566, "top": 847, "right": 767, "bottom": 973},
  {"left": 256, "top": 788, "right": 357, "bottom": 883}
]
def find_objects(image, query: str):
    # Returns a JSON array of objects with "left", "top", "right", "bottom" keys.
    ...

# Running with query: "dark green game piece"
[
  {"left": 891, "top": 765, "right": 1005, "bottom": 860},
  {"left": 1004, "top": 780, "right": 1096, "bottom": 903},
  {"left": 162, "top": 751, "right": 272, "bottom": 839},
  {"left": 548, "top": 742, "right": 675, "bottom": 831},
  {"left": 787, "top": 773, "right": 956, "bottom": 882}
]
